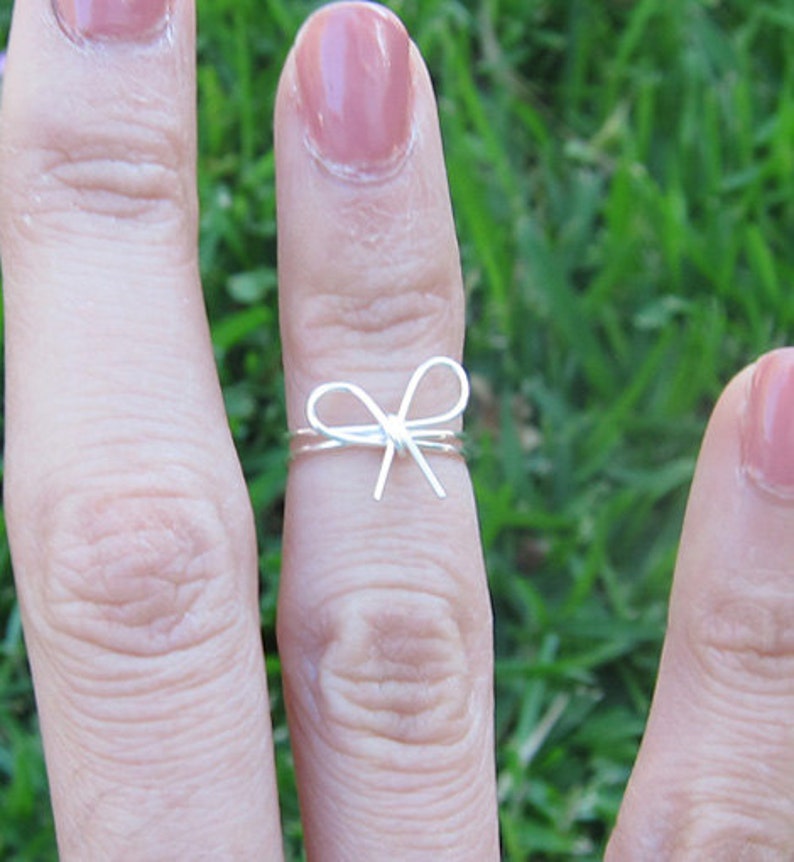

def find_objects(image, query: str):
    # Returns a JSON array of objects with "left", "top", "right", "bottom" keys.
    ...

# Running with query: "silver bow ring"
[{"left": 299, "top": 356, "right": 469, "bottom": 501}]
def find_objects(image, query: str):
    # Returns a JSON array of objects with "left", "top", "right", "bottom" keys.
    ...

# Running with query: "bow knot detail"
[
  {"left": 381, "top": 414, "right": 411, "bottom": 452},
  {"left": 305, "top": 356, "right": 469, "bottom": 501}
]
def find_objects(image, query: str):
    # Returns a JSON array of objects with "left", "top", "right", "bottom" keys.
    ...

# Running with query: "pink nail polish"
[
  {"left": 742, "top": 348, "right": 794, "bottom": 498},
  {"left": 294, "top": 2, "right": 413, "bottom": 177},
  {"left": 53, "top": 0, "right": 171, "bottom": 42}
]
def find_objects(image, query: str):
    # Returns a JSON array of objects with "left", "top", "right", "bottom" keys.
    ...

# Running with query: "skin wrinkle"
[
  {"left": 312, "top": 720, "right": 485, "bottom": 776},
  {"left": 302, "top": 284, "right": 452, "bottom": 340},
  {"left": 668, "top": 805, "right": 793, "bottom": 861},
  {"left": 69, "top": 697, "right": 263, "bottom": 773},
  {"left": 336, "top": 495, "right": 475, "bottom": 549},
  {"left": 2, "top": 92, "right": 194, "bottom": 238},
  {"left": 361, "top": 789, "right": 483, "bottom": 845},
  {"left": 336, "top": 782, "right": 492, "bottom": 860},
  {"left": 651, "top": 665, "right": 794, "bottom": 778},
  {"left": 610, "top": 677, "right": 794, "bottom": 859},
  {"left": 311, "top": 711, "right": 481, "bottom": 775},
  {"left": 680, "top": 688, "right": 794, "bottom": 759},
  {"left": 681, "top": 598, "right": 794, "bottom": 694},
  {"left": 5, "top": 107, "right": 192, "bottom": 224},
  {"left": 32, "top": 411, "right": 223, "bottom": 472},
  {"left": 23, "top": 487, "right": 248, "bottom": 658},
  {"left": 10, "top": 83, "right": 187, "bottom": 164},
  {"left": 343, "top": 729, "right": 492, "bottom": 794},
  {"left": 300, "top": 521, "right": 481, "bottom": 598},
  {"left": 283, "top": 557, "right": 482, "bottom": 637},
  {"left": 284, "top": 585, "right": 489, "bottom": 781},
  {"left": 312, "top": 604, "right": 480, "bottom": 676},
  {"left": 48, "top": 638, "right": 266, "bottom": 740},
  {"left": 316, "top": 637, "right": 469, "bottom": 741},
  {"left": 39, "top": 420, "right": 217, "bottom": 468},
  {"left": 290, "top": 582, "right": 471, "bottom": 653},
  {"left": 43, "top": 663, "right": 274, "bottom": 854},
  {"left": 293, "top": 228, "right": 460, "bottom": 320},
  {"left": 43, "top": 587, "right": 234, "bottom": 661},
  {"left": 60, "top": 712, "right": 222, "bottom": 773},
  {"left": 315, "top": 743, "right": 493, "bottom": 857},
  {"left": 56, "top": 340, "right": 199, "bottom": 381},
  {"left": 296, "top": 303, "right": 454, "bottom": 366},
  {"left": 630, "top": 821, "right": 790, "bottom": 862},
  {"left": 611, "top": 778, "right": 793, "bottom": 861},
  {"left": 48, "top": 323, "right": 211, "bottom": 388},
  {"left": 290, "top": 337, "right": 444, "bottom": 390},
  {"left": 683, "top": 745, "right": 793, "bottom": 806},
  {"left": 49, "top": 634, "right": 245, "bottom": 712},
  {"left": 22, "top": 455, "right": 238, "bottom": 527},
  {"left": 28, "top": 157, "right": 189, "bottom": 227},
  {"left": 38, "top": 131, "right": 186, "bottom": 185}
]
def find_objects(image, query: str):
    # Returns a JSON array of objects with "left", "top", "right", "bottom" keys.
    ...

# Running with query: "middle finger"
[{"left": 275, "top": 3, "right": 498, "bottom": 859}]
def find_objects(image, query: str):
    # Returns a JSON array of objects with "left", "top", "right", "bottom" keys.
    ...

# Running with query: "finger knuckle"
[
  {"left": 611, "top": 787, "right": 794, "bottom": 861},
  {"left": 670, "top": 819, "right": 791, "bottom": 861},
  {"left": 689, "top": 836, "right": 789, "bottom": 861},
  {"left": 299, "top": 270, "right": 457, "bottom": 359},
  {"left": 23, "top": 480, "right": 247, "bottom": 659},
  {"left": 287, "top": 582, "right": 484, "bottom": 767},
  {"left": 688, "top": 590, "right": 794, "bottom": 694},
  {"left": 3, "top": 108, "right": 191, "bottom": 234}
]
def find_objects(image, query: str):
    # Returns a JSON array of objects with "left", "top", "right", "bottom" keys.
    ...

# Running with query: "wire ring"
[{"left": 290, "top": 356, "right": 469, "bottom": 501}]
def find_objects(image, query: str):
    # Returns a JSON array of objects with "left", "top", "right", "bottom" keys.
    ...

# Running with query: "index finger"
[{"left": 0, "top": 0, "right": 282, "bottom": 855}]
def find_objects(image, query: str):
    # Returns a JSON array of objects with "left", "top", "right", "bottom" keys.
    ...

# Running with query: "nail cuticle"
[
  {"left": 741, "top": 466, "right": 794, "bottom": 503},
  {"left": 740, "top": 349, "right": 794, "bottom": 502},
  {"left": 300, "top": 121, "right": 417, "bottom": 185},
  {"left": 52, "top": 0, "right": 172, "bottom": 45}
]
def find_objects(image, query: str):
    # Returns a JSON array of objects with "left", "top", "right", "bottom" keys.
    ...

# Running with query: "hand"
[
  {"left": 1, "top": 1, "right": 792, "bottom": 860},
  {"left": 1, "top": 1, "right": 495, "bottom": 858}
]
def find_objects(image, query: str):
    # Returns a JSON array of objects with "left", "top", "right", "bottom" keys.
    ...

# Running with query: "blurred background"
[{"left": 1, "top": 0, "right": 793, "bottom": 858}]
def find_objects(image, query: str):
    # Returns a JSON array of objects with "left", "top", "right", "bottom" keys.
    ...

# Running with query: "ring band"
[{"left": 290, "top": 356, "right": 469, "bottom": 501}]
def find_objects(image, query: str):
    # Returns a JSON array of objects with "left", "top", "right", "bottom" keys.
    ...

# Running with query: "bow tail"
[
  {"left": 404, "top": 438, "right": 447, "bottom": 499},
  {"left": 373, "top": 442, "right": 397, "bottom": 501},
  {"left": 373, "top": 439, "right": 447, "bottom": 500}
]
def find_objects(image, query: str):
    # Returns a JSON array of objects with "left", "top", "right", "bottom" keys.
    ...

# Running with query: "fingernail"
[
  {"left": 742, "top": 348, "right": 794, "bottom": 498},
  {"left": 53, "top": 0, "right": 171, "bottom": 42},
  {"left": 294, "top": 2, "right": 413, "bottom": 177}
]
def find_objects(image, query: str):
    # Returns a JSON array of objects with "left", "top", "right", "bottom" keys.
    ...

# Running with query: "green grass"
[{"left": 2, "top": 0, "right": 794, "bottom": 858}]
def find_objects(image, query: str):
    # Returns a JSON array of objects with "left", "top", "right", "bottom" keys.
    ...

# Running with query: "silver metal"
[{"left": 290, "top": 356, "right": 469, "bottom": 501}]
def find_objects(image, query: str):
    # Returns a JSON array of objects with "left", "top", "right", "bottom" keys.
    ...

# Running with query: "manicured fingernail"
[
  {"left": 53, "top": 0, "right": 171, "bottom": 42},
  {"left": 743, "top": 348, "right": 794, "bottom": 498},
  {"left": 295, "top": 2, "right": 413, "bottom": 177}
]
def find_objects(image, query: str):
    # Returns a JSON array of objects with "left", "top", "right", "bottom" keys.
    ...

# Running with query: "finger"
[
  {"left": 0, "top": 0, "right": 281, "bottom": 856},
  {"left": 275, "top": 3, "right": 498, "bottom": 860},
  {"left": 607, "top": 349, "right": 794, "bottom": 859}
]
